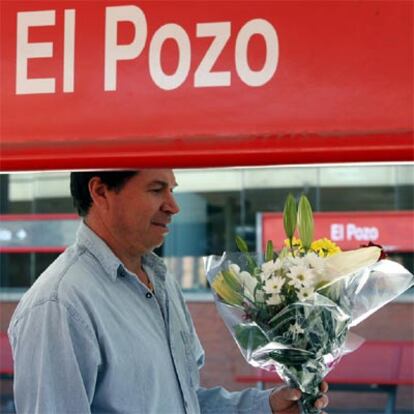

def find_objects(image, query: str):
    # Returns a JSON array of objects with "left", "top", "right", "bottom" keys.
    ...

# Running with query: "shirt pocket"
[{"left": 180, "top": 330, "right": 200, "bottom": 389}]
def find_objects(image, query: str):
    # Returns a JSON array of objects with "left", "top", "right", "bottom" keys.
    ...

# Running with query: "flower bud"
[
  {"left": 265, "top": 240, "right": 274, "bottom": 262},
  {"left": 283, "top": 194, "right": 297, "bottom": 241},
  {"left": 235, "top": 235, "right": 249, "bottom": 253},
  {"left": 211, "top": 273, "right": 243, "bottom": 306},
  {"left": 222, "top": 269, "right": 242, "bottom": 292},
  {"left": 297, "top": 195, "right": 314, "bottom": 251}
]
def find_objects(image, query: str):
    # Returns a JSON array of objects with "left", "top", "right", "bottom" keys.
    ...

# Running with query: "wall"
[
  {"left": 1, "top": 300, "right": 413, "bottom": 412},
  {"left": 188, "top": 301, "right": 414, "bottom": 412}
]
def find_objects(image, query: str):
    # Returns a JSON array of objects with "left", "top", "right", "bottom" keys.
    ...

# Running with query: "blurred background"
[{"left": 0, "top": 163, "right": 413, "bottom": 412}]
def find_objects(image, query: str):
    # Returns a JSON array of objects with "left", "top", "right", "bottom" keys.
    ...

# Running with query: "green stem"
[{"left": 289, "top": 237, "right": 295, "bottom": 257}]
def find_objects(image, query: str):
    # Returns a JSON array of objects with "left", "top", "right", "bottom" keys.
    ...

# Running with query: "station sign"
[
  {"left": 260, "top": 211, "right": 414, "bottom": 253},
  {"left": 1, "top": 1, "right": 413, "bottom": 171}
]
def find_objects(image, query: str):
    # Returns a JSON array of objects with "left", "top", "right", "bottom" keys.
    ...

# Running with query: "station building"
[{"left": 1, "top": 163, "right": 413, "bottom": 411}]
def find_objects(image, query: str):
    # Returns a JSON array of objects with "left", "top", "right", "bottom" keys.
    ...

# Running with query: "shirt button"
[{"left": 145, "top": 292, "right": 152, "bottom": 299}]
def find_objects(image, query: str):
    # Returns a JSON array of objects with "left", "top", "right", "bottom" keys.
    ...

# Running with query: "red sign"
[
  {"left": 1, "top": 1, "right": 413, "bottom": 171},
  {"left": 260, "top": 211, "right": 414, "bottom": 253},
  {"left": 0, "top": 213, "right": 79, "bottom": 252}
]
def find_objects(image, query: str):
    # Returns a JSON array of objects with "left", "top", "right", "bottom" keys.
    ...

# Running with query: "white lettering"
[
  {"left": 346, "top": 223, "right": 379, "bottom": 241},
  {"left": 330, "top": 224, "right": 344, "bottom": 241},
  {"left": 194, "top": 22, "right": 231, "bottom": 87},
  {"left": 371, "top": 227, "right": 379, "bottom": 240},
  {"left": 149, "top": 23, "right": 191, "bottom": 90},
  {"left": 0, "top": 229, "right": 12, "bottom": 241},
  {"left": 63, "top": 9, "right": 75, "bottom": 92},
  {"left": 15, "top": 10, "right": 279, "bottom": 95},
  {"left": 16, "top": 10, "right": 56, "bottom": 94},
  {"left": 235, "top": 18, "right": 278, "bottom": 87},
  {"left": 104, "top": 5, "right": 147, "bottom": 91}
]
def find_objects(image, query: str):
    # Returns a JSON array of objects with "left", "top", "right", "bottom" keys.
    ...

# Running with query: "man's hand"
[{"left": 269, "top": 382, "right": 329, "bottom": 414}]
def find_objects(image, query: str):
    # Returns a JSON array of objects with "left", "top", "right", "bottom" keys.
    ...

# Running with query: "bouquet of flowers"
[{"left": 205, "top": 194, "right": 414, "bottom": 414}]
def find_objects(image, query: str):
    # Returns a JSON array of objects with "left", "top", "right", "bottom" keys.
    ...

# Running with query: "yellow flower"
[
  {"left": 284, "top": 237, "right": 303, "bottom": 249},
  {"left": 211, "top": 272, "right": 243, "bottom": 306},
  {"left": 311, "top": 238, "right": 341, "bottom": 257}
]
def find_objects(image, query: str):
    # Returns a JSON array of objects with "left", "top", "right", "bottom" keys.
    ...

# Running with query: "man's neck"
[{"left": 84, "top": 216, "right": 144, "bottom": 275}]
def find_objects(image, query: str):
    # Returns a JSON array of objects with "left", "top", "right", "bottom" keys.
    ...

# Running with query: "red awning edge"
[{"left": 0, "top": 131, "right": 412, "bottom": 172}]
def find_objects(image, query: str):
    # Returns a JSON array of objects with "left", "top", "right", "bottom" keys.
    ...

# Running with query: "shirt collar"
[
  {"left": 75, "top": 221, "right": 167, "bottom": 282},
  {"left": 143, "top": 252, "right": 167, "bottom": 282}
]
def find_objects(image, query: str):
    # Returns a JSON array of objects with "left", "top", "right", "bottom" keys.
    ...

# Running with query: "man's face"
[{"left": 104, "top": 169, "right": 179, "bottom": 255}]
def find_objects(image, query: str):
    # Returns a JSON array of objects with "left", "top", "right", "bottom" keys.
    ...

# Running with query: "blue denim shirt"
[{"left": 8, "top": 222, "right": 272, "bottom": 414}]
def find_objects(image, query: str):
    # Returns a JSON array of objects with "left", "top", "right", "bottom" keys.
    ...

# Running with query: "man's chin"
[{"left": 147, "top": 238, "right": 166, "bottom": 252}]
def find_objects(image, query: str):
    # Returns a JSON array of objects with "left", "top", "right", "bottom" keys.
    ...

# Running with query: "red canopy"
[{"left": 1, "top": 1, "right": 413, "bottom": 171}]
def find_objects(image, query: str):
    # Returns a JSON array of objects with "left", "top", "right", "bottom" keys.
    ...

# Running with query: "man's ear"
[{"left": 88, "top": 177, "right": 110, "bottom": 211}]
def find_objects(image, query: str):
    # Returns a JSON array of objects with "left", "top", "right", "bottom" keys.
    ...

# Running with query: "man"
[{"left": 8, "top": 169, "right": 328, "bottom": 413}]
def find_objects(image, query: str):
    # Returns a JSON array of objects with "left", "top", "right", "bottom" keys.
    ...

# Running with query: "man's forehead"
[{"left": 139, "top": 169, "right": 177, "bottom": 186}]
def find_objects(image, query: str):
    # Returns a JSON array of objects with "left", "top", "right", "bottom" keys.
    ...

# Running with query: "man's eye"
[{"left": 150, "top": 188, "right": 163, "bottom": 193}]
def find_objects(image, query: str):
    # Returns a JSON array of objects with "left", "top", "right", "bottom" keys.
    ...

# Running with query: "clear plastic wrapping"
[{"left": 205, "top": 252, "right": 414, "bottom": 414}]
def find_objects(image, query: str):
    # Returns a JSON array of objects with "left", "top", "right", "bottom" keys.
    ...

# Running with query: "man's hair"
[{"left": 70, "top": 171, "right": 138, "bottom": 217}]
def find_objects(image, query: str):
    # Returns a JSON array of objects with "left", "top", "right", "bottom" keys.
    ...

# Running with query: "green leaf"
[
  {"left": 265, "top": 240, "right": 274, "bottom": 262},
  {"left": 297, "top": 195, "right": 314, "bottom": 251},
  {"left": 235, "top": 235, "right": 249, "bottom": 253},
  {"left": 235, "top": 324, "right": 268, "bottom": 351},
  {"left": 246, "top": 255, "right": 258, "bottom": 276},
  {"left": 283, "top": 193, "right": 297, "bottom": 246}
]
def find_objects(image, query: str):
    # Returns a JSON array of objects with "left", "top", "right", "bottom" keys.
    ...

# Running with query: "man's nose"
[{"left": 163, "top": 192, "right": 180, "bottom": 215}]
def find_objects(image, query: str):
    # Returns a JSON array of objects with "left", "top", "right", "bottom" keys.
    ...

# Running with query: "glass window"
[{"left": 0, "top": 164, "right": 413, "bottom": 297}]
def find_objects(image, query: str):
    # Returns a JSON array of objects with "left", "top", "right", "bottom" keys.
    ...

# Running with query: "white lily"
[
  {"left": 320, "top": 246, "right": 381, "bottom": 287},
  {"left": 229, "top": 263, "right": 241, "bottom": 274},
  {"left": 236, "top": 270, "right": 258, "bottom": 302}
]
